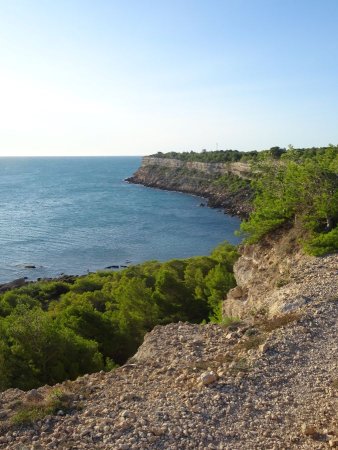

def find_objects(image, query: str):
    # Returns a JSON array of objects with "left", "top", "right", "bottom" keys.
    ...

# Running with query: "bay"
[{"left": 0, "top": 157, "right": 241, "bottom": 283}]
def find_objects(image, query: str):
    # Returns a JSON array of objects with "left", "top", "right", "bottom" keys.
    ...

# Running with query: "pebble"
[{"left": 200, "top": 371, "right": 217, "bottom": 386}]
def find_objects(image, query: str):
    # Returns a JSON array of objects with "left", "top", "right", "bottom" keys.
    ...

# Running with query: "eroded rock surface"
[{"left": 224, "top": 227, "right": 338, "bottom": 318}]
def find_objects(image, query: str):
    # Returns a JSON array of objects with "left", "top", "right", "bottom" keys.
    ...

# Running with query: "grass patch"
[
  {"left": 260, "top": 312, "right": 301, "bottom": 332},
  {"left": 10, "top": 388, "right": 74, "bottom": 427},
  {"left": 229, "top": 357, "right": 251, "bottom": 373},
  {"left": 239, "top": 335, "right": 265, "bottom": 351},
  {"left": 219, "top": 316, "right": 242, "bottom": 329},
  {"left": 276, "top": 278, "right": 290, "bottom": 288},
  {"left": 193, "top": 360, "right": 219, "bottom": 372},
  {"left": 11, "top": 405, "right": 54, "bottom": 426}
]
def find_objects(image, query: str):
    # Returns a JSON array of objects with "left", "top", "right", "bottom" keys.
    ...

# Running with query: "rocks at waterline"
[
  {"left": 0, "top": 277, "right": 28, "bottom": 293},
  {"left": 105, "top": 264, "right": 129, "bottom": 270}
]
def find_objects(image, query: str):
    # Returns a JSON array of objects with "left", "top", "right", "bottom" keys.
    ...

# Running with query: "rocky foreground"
[{"left": 0, "top": 298, "right": 337, "bottom": 448}]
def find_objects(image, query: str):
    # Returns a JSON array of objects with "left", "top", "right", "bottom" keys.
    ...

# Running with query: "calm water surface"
[{"left": 0, "top": 157, "right": 241, "bottom": 283}]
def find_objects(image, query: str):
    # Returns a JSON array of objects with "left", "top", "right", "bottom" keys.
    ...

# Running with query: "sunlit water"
[{"left": 0, "top": 157, "right": 241, "bottom": 283}]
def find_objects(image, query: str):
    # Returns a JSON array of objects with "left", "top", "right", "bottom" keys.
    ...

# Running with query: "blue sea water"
[{"left": 0, "top": 157, "right": 241, "bottom": 283}]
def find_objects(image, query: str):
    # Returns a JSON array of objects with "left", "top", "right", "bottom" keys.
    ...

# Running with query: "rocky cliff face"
[
  {"left": 138, "top": 157, "right": 251, "bottom": 178},
  {"left": 223, "top": 226, "right": 338, "bottom": 318},
  {"left": 126, "top": 157, "right": 253, "bottom": 218}
]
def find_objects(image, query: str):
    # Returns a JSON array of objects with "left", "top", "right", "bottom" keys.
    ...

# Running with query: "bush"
[{"left": 303, "top": 227, "right": 338, "bottom": 256}]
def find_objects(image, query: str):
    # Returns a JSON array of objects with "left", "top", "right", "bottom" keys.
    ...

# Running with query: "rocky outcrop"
[
  {"left": 126, "top": 157, "right": 253, "bottom": 218},
  {"left": 223, "top": 226, "right": 338, "bottom": 318},
  {"left": 0, "top": 278, "right": 27, "bottom": 293}
]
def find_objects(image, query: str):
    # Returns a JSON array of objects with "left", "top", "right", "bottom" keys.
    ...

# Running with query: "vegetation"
[
  {"left": 240, "top": 145, "right": 338, "bottom": 255},
  {"left": 151, "top": 145, "right": 336, "bottom": 164},
  {"left": 10, "top": 388, "right": 74, "bottom": 426},
  {"left": 151, "top": 149, "right": 259, "bottom": 162},
  {"left": 213, "top": 172, "right": 250, "bottom": 192},
  {"left": 259, "top": 312, "right": 301, "bottom": 332},
  {"left": 0, "top": 242, "right": 238, "bottom": 391}
]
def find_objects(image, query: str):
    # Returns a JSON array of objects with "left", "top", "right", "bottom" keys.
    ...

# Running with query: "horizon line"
[{"left": 0, "top": 155, "right": 146, "bottom": 158}]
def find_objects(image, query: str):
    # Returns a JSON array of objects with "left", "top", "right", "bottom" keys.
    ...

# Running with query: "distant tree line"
[{"left": 151, "top": 145, "right": 338, "bottom": 164}]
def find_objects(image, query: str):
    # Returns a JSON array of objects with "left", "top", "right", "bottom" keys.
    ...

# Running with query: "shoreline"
[{"left": 125, "top": 176, "right": 252, "bottom": 219}]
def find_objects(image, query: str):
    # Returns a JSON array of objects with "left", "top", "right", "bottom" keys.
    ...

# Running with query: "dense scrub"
[
  {"left": 240, "top": 146, "right": 338, "bottom": 255},
  {"left": 213, "top": 173, "right": 250, "bottom": 192},
  {"left": 0, "top": 242, "right": 238, "bottom": 391},
  {"left": 151, "top": 145, "right": 336, "bottom": 163}
]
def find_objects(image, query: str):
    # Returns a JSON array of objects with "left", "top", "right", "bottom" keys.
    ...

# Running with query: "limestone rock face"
[
  {"left": 223, "top": 227, "right": 338, "bottom": 318},
  {"left": 140, "top": 157, "right": 251, "bottom": 178}
]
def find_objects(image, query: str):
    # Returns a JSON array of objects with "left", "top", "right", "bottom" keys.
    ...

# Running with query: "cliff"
[
  {"left": 127, "top": 157, "right": 253, "bottom": 218},
  {"left": 223, "top": 226, "right": 338, "bottom": 318}
]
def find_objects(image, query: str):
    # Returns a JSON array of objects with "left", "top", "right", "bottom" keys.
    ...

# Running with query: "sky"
[{"left": 0, "top": 0, "right": 338, "bottom": 156}]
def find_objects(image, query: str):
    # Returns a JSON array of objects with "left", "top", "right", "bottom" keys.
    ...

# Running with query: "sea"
[{"left": 0, "top": 157, "right": 241, "bottom": 284}]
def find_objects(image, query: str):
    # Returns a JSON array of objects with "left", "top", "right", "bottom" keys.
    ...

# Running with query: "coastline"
[{"left": 125, "top": 173, "right": 253, "bottom": 219}]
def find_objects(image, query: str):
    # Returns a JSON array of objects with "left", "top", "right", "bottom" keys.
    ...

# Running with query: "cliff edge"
[{"left": 224, "top": 226, "right": 338, "bottom": 318}]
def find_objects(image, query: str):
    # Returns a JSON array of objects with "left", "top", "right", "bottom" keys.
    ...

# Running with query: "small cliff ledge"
[
  {"left": 127, "top": 157, "right": 253, "bottom": 218},
  {"left": 223, "top": 227, "right": 338, "bottom": 318}
]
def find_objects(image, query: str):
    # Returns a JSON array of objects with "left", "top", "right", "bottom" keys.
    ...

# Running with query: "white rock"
[{"left": 200, "top": 371, "right": 217, "bottom": 386}]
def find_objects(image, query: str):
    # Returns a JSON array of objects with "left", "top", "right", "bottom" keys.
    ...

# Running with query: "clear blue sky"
[{"left": 0, "top": 0, "right": 337, "bottom": 156}]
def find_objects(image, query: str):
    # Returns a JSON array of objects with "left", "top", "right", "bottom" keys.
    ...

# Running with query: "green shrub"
[
  {"left": 0, "top": 241, "right": 238, "bottom": 391},
  {"left": 240, "top": 147, "right": 338, "bottom": 254},
  {"left": 10, "top": 388, "right": 74, "bottom": 427},
  {"left": 303, "top": 227, "right": 338, "bottom": 256}
]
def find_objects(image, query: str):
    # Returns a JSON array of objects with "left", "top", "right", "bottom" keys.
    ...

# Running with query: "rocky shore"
[{"left": 126, "top": 157, "right": 253, "bottom": 218}]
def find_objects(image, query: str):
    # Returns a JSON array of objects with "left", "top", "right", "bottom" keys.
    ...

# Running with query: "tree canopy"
[
  {"left": 0, "top": 242, "right": 238, "bottom": 391},
  {"left": 150, "top": 145, "right": 337, "bottom": 164},
  {"left": 240, "top": 146, "right": 338, "bottom": 255}
]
